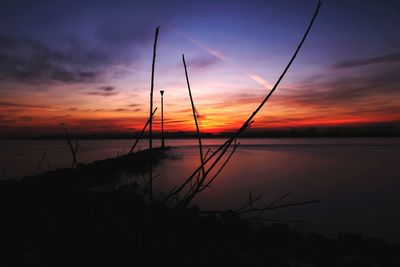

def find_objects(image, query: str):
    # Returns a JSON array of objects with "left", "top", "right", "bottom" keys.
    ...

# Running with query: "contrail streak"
[{"left": 182, "top": 34, "right": 271, "bottom": 89}]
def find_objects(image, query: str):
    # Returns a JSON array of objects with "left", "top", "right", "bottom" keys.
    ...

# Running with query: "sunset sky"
[{"left": 0, "top": 0, "right": 399, "bottom": 136}]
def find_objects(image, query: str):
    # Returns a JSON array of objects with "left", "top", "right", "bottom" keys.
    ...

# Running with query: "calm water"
[{"left": 1, "top": 138, "right": 400, "bottom": 241}]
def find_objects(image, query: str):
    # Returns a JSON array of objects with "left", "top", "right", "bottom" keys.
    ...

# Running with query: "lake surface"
[{"left": 1, "top": 138, "right": 400, "bottom": 241}]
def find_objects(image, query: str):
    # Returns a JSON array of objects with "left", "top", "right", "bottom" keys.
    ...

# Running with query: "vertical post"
[
  {"left": 149, "top": 26, "right": 160, "bottom": 203},
  {"left": 160, "top": 90, "right": 165, "bottom": 148}
]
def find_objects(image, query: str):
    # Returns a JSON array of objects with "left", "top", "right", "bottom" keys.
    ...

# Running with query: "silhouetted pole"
[
  {"left": 149, "top": 26, "right": 159, "bottom": 203},
  {"left": 160, "top": 90, "right": 165, "bottom": 148}
]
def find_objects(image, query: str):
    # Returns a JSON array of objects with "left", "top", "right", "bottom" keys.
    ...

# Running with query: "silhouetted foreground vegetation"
[{"left": 0, "top": 149, "right": 399, "bottom": 267}]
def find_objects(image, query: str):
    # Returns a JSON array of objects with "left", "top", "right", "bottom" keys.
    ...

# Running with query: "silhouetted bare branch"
[
  {"left": 237, "top": 200, "right": 320, "bottom": 216},
  {"left": 64, "top": 128, "right": 79, "bottom": 169},
  {"left": 36, "top": 149, "right": 48, "bottom": 175},
  {"left": 167, "top": 0, "right": 321, "bottom": 208}
]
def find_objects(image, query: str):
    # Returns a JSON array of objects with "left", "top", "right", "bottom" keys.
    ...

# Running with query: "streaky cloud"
[
  {"left": 98, "top": 86, "right": 115, "bottom": 92},
  {"left": 334, "top": 51, "right": 400, "bottom": 69},
  {"left": 0, "top": 101, "right": 52, "bottom": 109},
  {"left": 86, "top": 92, "right": 118, "bottom": 97}
]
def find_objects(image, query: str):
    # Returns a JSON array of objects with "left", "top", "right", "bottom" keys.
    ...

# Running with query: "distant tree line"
[{"left": 3, "top": 124, "right": 400, "bottom": 139}]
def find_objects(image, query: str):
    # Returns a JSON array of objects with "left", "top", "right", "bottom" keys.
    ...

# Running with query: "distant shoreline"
[
  {"left": 2, "top": 136, "right": 400, "bottom": 140},
  {"left": 2, "top": 124, "right": 400, "bottom": 140}
]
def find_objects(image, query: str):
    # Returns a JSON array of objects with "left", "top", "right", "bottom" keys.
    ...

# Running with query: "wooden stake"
[{"left": 149, "top": 26, "right": 160, "bottom": 203}]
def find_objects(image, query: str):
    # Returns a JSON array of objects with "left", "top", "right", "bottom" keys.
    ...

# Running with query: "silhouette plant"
[
  {"left": 64, "top": 128, "right": 79, "bottom": 169},
  {"left": 165, "top": 0, "right": 322, "bottom": 209}
]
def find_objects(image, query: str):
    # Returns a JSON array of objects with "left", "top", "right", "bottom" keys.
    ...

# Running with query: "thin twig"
[
  {"left": 237, "top": 200, "right": 320, "bottom": 216},
  {"left": 236, "top": 192, "right": 264, "bottom": 212},
  {"left": 129, "top": 107, "right": 158, "bottom": 154},
  {"left": 254, "top": 190, "right": 295, "bottom": 218},
  {"left": 236, "top": 190, "right": 294, "bottom": 214},
  {"left": 162, "top": 139, "right": 231, "bottom": 202},
  {"left": 200, "top": 142, "right": 240, "bottom": 191},
  {"left": 64, "top": 128, "right": 78, "bottom": 169},
  {"left": 203, "top": 148, "right": 211, "bottom": 160},
  {"left": 178, "top": 141, "right": 240, "bottom": 208},
  {"left": 36, "top": 149, "right": 48, "bottom": 175},
  {"left": 245, "top": 217, "right": 307, "bottom": 223}
]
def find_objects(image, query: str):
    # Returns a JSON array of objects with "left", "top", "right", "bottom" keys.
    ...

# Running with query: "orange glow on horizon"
[{"left": 1, "top": 92, "right": 399, "bottom": 136}]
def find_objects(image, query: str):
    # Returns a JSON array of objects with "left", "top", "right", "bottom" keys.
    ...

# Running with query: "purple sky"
[{"left": 0, "top": 0, "right": 399, "bottom": 135}]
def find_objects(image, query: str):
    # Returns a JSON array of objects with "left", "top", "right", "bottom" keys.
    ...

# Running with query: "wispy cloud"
[
  {"left": 184, "top": 55, "right": 219, "bottom": 69},
  {"left": 86, "top": 92, "right": 118, "bottom": 97},
  {"left": 295, "top": 66, "right": 400, "bottom": 107},
  {"left": 0, "top": 36, "right": 107, "bottom": 84},
  {"left": 84, "top": 85, "right": 119, "bottom": 96},
  {"left": 0, "top": 101, "right": 52, "bottom": 109},
  {"left": 112, "top": 108, "right": 128, "bottom": 112},
  {"left": 99, "top": 86, "right": 115, "bottom": 92},
  {"left": 247, "top": 74, "right": 271, "bottom": 90},
  {"left": 334, "top": 51, "right": 400, "bottom": 69},
  {"left": 182, "top": 34, "right": 272, "bottom": 89}
]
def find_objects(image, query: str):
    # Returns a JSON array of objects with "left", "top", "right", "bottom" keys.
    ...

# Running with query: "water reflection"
[
  {"left": 154, "top": 139, "right": 400, "bottom": 241},
  {"left": 1, "top": 138, "right": 400, "bottom": 241}
]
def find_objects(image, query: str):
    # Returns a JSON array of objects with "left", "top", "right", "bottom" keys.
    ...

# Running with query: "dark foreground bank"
[{"left": 0, "top": 149, "right": 399, "bottom": 267}]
